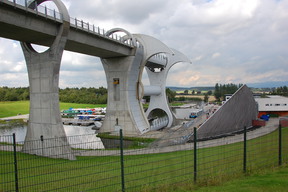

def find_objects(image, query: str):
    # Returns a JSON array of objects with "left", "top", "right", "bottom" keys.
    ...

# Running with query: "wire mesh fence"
[{"left": 0, "top": 120, "right": 287, "bottom": 192}]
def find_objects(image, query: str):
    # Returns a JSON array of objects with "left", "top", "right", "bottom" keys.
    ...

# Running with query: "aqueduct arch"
[{"left": 20, "top": 0, "right": 75, "bottom": 160}]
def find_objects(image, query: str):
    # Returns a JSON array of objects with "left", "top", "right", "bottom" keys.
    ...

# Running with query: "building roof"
[{"left": 255, "top": 95, "right": 288, "bottom": 112}]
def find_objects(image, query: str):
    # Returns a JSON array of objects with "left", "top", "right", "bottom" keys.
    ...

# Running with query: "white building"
[{"left": 255, "top": 95, "right": 288, "bottom": 117}]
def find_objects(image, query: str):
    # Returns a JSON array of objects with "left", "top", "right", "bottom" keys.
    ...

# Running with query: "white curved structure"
[
  {"left": 100, "top": 33, "right": 191, "bottom": 134},
  {"left": 100, "top": 34, "right": 183, "bottom": 135},
  {"left": 145, "top": 49, "right": 191, "bottom": 129},
  {"left": 105, "top": 28, "right": 137, "bottom": 47}
]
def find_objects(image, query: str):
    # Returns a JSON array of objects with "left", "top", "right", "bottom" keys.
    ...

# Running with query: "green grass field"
[
  {"left": 199, "top": 164, "right": 288, "bottom": 192},
  {"left": 0, "top": 101, "right": 106, "bottom": 118},
  {"left": 0, "top": 101, "right": 182, "bottom": 119},
  {"left": 168, "top": 164, "right": 288, "bottom": 192},
  {"left": 1, "top": 127, "right": 287, "bottom": 191}
]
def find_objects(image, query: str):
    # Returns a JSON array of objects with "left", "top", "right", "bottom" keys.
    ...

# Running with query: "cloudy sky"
[{"left": 0, "top": 0, "right": 287, "bottom": 88}]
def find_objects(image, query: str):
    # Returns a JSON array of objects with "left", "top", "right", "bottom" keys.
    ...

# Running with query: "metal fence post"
[
  {"left": 12, "top": 133, "right": 19, "bottom": 192},
  {"left": 53, "top": 9, "right": 56, "bottom": 20},
  {"left": 44, "top": 5, "right": 47, "bottom": 18},
  {"left": 120, "top": 129, "right": 125, "bottom": 192},
  {"left": 40, "top": 135, "right": 44, "bottom": 156},
  {"left": 193, "top": 127, "right": 197, "bottom": 183},
  {"left": 25, "top": 0, "right": 27, "bottom": 11},
  {"left": 35, "top": 2, "right": 38, "bottom": 15},
  {"left": 279, "top": 124, "right": 282, "bottom": 166},
  {"left": 243, "top": 126, "right": 247, "bottom": 173}
]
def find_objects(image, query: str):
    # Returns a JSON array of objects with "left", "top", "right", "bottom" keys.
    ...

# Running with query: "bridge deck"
[{"left": 0, "top": 0, "right": 134, "bottom": 58}]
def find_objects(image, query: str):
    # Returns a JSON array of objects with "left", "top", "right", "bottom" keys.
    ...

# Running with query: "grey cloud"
[
  {"left": 1, "top": 0, "right": 288, "bottom": 88},
  {"left": 67, "top": 0, "right": 168, "bottom": 24}
]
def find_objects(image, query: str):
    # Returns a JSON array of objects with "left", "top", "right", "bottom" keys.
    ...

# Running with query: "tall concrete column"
[
  {"left": 101, "top": 45, "right": 150, "bottom": 135},
  {"left": 145, "top": 49, "right": 191, "bottom": 129},
  {"left": 20, "top": 0, "right": 75, "bottom": 160}
]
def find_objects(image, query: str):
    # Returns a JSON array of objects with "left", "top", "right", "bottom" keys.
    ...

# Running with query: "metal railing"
[
  {"left": 150, "top": 116, "right": 169, "bottom": 131},
  {"left": 0, "top": 123, "right": 287, "bottom": 191},
  {"left": 2, "top": 0, "right": 133, "bottom": 47}
]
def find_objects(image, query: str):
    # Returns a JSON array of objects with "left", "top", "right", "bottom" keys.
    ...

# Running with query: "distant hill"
[
  {"left": 247, "top": 81, "right": 288, "bottom": 88},
  {"left": 167, "top": 81, "right": 288, "bottom": 92},
  {"left": 167, "top": 86, "right": 214, "bottom": 92}
]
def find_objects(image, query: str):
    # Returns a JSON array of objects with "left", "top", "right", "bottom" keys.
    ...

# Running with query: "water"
[{"left": 0, "top": 124, "right": 104, "bottom": 149}]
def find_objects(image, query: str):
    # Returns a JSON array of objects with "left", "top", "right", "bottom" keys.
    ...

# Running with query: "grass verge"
[{"left": 0, "top": 101, "right": 106, "bottom": 118}]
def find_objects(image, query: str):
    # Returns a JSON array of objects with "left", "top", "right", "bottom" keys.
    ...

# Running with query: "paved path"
[
  {"left": 0, "top": 114, "right": 29, "bottom": 120},
  {"left": 75, "top": 118, "right": 280, "bottom": 156},
  {"left": 0, "top": 118, "right": 280, "bottom": 157}
]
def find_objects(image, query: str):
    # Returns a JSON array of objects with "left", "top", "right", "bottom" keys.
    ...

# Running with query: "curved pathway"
[
  {"left": 0, "top": 118, "right": 280, "bottom": 156},
  {"left": 75, "top": 118, "right": 280, "bottom": 156}
]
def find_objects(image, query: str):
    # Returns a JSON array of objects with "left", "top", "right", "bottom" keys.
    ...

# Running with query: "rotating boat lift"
[{"left": 100, "top": 33, "right": 191, "bottom": 135}]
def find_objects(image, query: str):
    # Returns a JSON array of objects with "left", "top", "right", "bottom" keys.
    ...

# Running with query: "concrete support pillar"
[
  {"left": 100, "top": 45, "right": 150, "bottom": 135},
  {"left": 20, "top": 0, "right": 75, "bottom": 160}
]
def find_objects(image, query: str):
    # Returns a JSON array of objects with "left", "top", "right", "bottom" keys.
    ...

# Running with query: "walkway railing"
[
  {"left": 2, "top": 0, "right": 133, "bottom": 46},
  {"left": 150, "top": 116, "right": 169, "bottom": 131}
]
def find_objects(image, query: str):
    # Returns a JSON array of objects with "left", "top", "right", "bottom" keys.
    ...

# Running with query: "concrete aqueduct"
[{"left": 0, "top": 0, "right": 190, "bottom": 159}]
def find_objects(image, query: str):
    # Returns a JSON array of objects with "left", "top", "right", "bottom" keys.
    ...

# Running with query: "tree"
[
  {"left": 207, "top": 90, "right": 213, "bottom": 95},
  {"left": 166, "top": 88, "right": 176, "bottom": 102},
  {"left": 271, "top": 86, "right": 288, "bottom": 96},
  {"left": 58, "top": 87, "right": 108, "bottom": 104},
  {"left": 177, "top": 96, "right": 186, "bottom": 101},
  {"left": 0, "top": 87, "right": 7, "bottom": 101},
  {"left": 214, "top": 83, "right": 241, "bottom": 101},
  {"left": 214, "top": 83, "right": 221, "bottom": 101},
  {"left": 184, "top": 90, "right": 189, "bottom": 95},
  {"left": 204, "top": 93, "right": 209, "bottom": 103}
]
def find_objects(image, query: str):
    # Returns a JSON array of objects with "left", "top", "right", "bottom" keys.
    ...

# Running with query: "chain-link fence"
[{"left": 1, "top": 121, "right": 287, "bottom": 191}]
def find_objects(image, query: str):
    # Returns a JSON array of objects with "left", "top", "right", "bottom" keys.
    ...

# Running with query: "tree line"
[
  {"left": 270, "top": 86, "right": 288, "bottom": 96},
  {"left": 214, "top": 83, "right": 243, "bottom": 101},
  {"left": 2, "top": 85, "right": 287, "bottom": 103},
  {"left": 59, "top": 87, "right": 107, "bottom": 104},
  {"left": 0, "top": 87, "right": 177, "bottom": 104},
  {"left": 0, "top": 86, "right": 107, "bottom": 104},
  {"left": 0, "top": 86, "right": 177, "bottom": 104},
  {"left": 0, "top": 87, "right": 29, "bottom": 101}
]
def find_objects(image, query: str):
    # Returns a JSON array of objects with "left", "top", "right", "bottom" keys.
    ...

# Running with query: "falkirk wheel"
[
  {"left": 100, "top": 31, "right": 191, "bottom": 136},
  {"left": 19, "top": 0, "right": 190, "bottom": 159}
]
